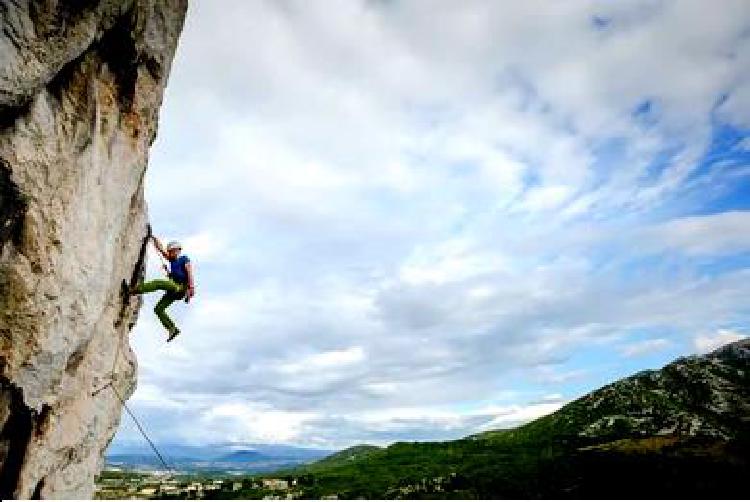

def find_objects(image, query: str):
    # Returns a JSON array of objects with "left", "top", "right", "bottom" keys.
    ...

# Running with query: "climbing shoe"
[
  {"left": 122, "top": 279, "right": 140, "bottom": 296},
  {"left": 121, "top": 279, "right": 132, "bottom": 299},
  {"left": 167, "top": 328, "right": 181, "bottom": 342}
]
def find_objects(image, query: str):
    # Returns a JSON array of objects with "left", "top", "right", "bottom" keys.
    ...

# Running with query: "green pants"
[{"left": 134, "top": 279, "right": 185, "bottom": 332}]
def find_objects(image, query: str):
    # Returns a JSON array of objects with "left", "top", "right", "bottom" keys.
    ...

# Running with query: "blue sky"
[{"left": 112, "top": 0, "right": 750, "bottom": 451}]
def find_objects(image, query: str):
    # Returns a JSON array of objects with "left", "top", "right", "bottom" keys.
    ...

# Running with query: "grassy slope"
[{"left": 275, "top": 342, "right": 750, "bottom": 498}]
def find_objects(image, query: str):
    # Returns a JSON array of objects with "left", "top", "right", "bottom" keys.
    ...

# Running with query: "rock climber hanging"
[{"left": 127, "top": 227, "right": 195, "bottom": 342}]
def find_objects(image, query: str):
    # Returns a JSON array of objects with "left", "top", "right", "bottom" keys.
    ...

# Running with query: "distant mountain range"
[
  {"left": 106, "top": 442, "right": 333, "bottom": 474},
  {"left": 278, "top": 339, "right": 750, "bottom": 499}
]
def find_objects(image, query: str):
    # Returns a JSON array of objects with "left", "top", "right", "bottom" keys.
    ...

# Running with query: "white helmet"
[{"left": 166, "top": 240, "right": 182, "bottom": 251}]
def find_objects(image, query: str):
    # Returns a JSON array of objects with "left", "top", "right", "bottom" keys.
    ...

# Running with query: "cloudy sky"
[{"left": 112, "top": 0, "right": 750, "bottom": 451}]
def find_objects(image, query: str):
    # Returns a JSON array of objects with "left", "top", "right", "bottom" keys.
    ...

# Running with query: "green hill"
[
  {"left": 278, "top": 339, "right": 749, "bottom": 499},
  {"left": 301, "top": 444, "right": 382, "bottom": 471}
]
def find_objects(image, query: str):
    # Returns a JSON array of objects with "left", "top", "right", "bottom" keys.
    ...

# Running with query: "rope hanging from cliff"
[
  {"left": 108, "top": 384, "right": 173, "bottom": 474},
  {"left": 93, "top": 360, "right": 174, "bottom": 476},
  {"left": 91, "top": 224, "right": 174, "bottom": 476}
]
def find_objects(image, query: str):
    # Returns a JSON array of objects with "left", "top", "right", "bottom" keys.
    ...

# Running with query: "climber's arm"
[
  {"left": 151, "top": 235, "right": 169, "bottom": 260},
  {"left": 185, "top": 262, "right": 195, "bottom": 300}
]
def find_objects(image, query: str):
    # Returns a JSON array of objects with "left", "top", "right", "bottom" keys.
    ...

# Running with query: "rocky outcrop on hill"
[
  {"left": 0, "top": 1, "right": 186, "bottom": 498},
  {"left": 473, "top": 337, "right": 750, "bottom": 446},
  {"left": 571, "top": 338, "right": 750, "bottom": 440}
]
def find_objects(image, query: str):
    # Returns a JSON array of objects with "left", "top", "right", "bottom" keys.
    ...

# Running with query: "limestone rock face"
[
  {"left": 572, "top": 338, "right": 750, "bottom": 440},
  {"left": 0, "top": 1, "right": 187, "bottom": 498}
]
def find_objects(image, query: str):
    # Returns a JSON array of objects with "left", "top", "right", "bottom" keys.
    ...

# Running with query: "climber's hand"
[{"left": 185, "top": 286, "right": 195, "bottom": 303}]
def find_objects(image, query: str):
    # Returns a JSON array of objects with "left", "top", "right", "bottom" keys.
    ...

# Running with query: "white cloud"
[
  {"left": 619, "top": 338, "right": 671, "bottom": 357},
  {"left": 278, "top": 347, "right": 366, "bottom": 374},
  {"left": 182, "top": 230, "right": 230, "bottom": 263},
  {"left": 114, "top": 0, "right": 750, "bottom": 450},
  {"left": 738, "top": 137, "right": 750, "bottom": 151},
  {"left": 693, "top": 329, "right": 746, "bottom": 354},
  {"left": 642, "top": 212, "right": 750, "bottom": 256},
  {"left": 362, "top": 381, "right": 400, "bottom": 397},
  {"left": 478, "top": 400, "right": 567, "bottom": 431},
  {"left": 203, "top": 402, "right": 320, "bottom": 444},
  {"left": 533, "top": 367, "right": 590, "bottom": 385},
  {"left": 519, "top": 185, "right": 574, "bottom": 213},
  {"left": 341, "top": 397, "right": 567, "bottom": 438}
]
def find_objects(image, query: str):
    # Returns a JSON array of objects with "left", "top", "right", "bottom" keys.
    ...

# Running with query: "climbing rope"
[
  {"left": 93, "top": 341, "right": 174, "bottom": 476},
  {"left": 91, "top": 224, "right": 174, "bottom": 476},
  {"left": 158, "top": 250, "right": 170, "bottom": 274},
  {"left": 92, "top": 356, "right": 174, "bottom": 476},
  {"left": 108, "top": 383, "right": 172, "bottom": 474}
]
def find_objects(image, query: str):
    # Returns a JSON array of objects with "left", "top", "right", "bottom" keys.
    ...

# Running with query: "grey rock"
[
  {"left": 0, "top": 0, "right": 187, "bottom": 498},
  {"left": 574, "top": 338, "right": 750, "bottom": 441}
]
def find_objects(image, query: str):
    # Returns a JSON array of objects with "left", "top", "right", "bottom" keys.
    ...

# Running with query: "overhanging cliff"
[{"left": 0, "top": 1, "right": 187, "bottom": 498}]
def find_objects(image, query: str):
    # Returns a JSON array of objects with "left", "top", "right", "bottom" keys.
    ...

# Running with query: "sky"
[{"left": 112, "top": 0, "right": 750, "bottom": 451}]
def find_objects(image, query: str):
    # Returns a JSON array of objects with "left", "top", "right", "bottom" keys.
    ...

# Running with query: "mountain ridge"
[
  {"left": 279, "top": 338, "right": 749, "bottom": 498},
  {"left": 476, "top": 337, "right": 749, "bottom": 444}
]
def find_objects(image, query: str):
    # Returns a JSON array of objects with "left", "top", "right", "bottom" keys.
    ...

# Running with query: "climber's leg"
[
  {"left": 133, "top": 278, "right": 179, "bottom": 295},
  {"left": 154, "top": 292, "right": 178, "bottom": 332}
]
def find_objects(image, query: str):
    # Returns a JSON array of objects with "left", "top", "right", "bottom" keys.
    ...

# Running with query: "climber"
[{"left": 129, "top": 234, "right": 195, "bottom": 342}]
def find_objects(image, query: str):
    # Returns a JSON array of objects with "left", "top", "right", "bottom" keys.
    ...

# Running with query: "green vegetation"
[
  {"left": 267, "top": 341, "right": 750, "bottom": 499},
  {"left": 97, "top": 340, "right": 749, "bottom": 499},
  {"left": 303, "top": 444, "right": 382, "bottom": 470},
  {"left": 270, "top": 424, "right": 748, "bottom": 499}
]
